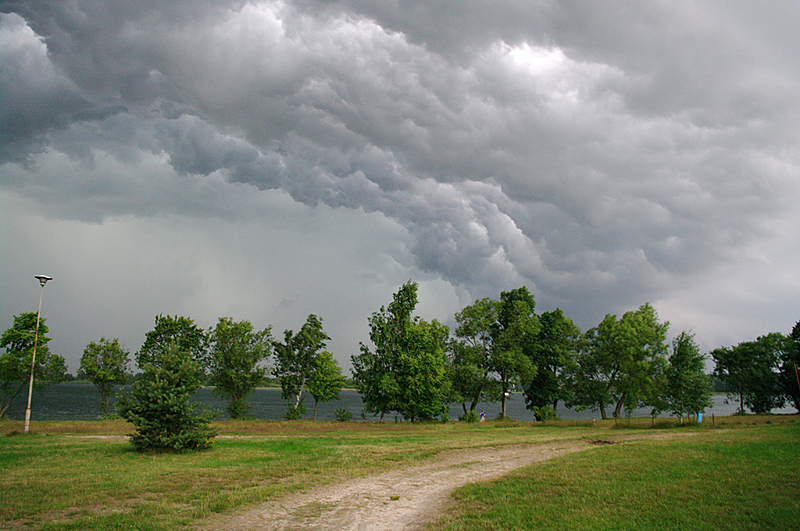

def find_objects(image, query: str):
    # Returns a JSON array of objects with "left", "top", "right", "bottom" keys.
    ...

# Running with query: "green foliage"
[
  {"left": 461, "top": 409, "right": 480, "bottom": 423},
  {"left": 713, "top": 333, "right": 788, "bottom": 414},
  {"left": 0, "top": 313, "right": 67, "bottom": 418},
  {"left": 283, "top": 399, "right": 306, "bottom": 420},
  {"left": 79, "top": 337, "right": 131, "bottom": 416},
  {"left": 449, "top": 297, "right": 499, "bottom": 414},
  {"left": 207, "top": 317, "right": 272, "bottom": 419},
  {"left": 492, "top": 287, "right": 538, "bottom": 418},
  {"left": 524, "top": 308, "right": 581, "bottom": 420},
  {"left": 352, "top": 281, "right": 451, "bottom": 421},
  {"left": 663, "top": 331, "right": 712, "bottom": 419},
  {"left": 137, "top": 314, "right": 208, "bottom": 370},
  {"left": 570, "top": 303, "right": 668, "bottom": 419},
  {"left": 530, "top": 405, "right": 556, "bottom": 422},
  {"left": 449, "top": 288, "right": 539, "bottom": 420},
  {"left": 778, "top": 321, "right": 800, "bottom": 412},
  {"left": 334, "top": 406, "right": 353, "bottom": 422},
  {"left": 116, "top": 343, "right": 217, "bottom": 452},
  {"left": 274, "top": 314, "right": 330, "bottom": 419},
  {"left": 307, "top": 350, "right": 345, "bottom": 420}
]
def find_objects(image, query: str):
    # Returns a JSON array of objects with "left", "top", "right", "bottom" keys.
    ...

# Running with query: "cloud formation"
[{"left": 2, "top": 0, "right": 799, "bottom": 369}]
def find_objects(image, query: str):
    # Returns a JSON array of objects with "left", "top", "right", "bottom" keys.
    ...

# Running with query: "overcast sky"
[{"left": 2, "top": 0, "right": 799, "bottom": 374}]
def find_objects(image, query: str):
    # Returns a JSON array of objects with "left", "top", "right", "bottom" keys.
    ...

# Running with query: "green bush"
[
  {"left": 283, "top": 401, "right": 306, "bottom": 420},
  {"left": 117, "top": 344, "right": 217, "bottom": 452},
  {"left": 461, "top": 410, "right": 479, "bottom": 423},
  {"left": 334, "top": 407, "right": 353, "bottom": 422}
]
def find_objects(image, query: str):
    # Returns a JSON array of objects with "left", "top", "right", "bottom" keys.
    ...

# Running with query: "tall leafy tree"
[
  {"left": 492, "top": 287, "right": 538, "bottom": 418},
  {"left": 117, "top": 343, "right": 216, "bottom": 452},
  {"left": 714, "top": 333, "right": 787, "bottom": 414},
  {"left": 274, "top": 314, "right": 330, "bottom": 419},
  {"left": 352, "top": 281, "right": 450, "bottom": 421},
  {"left": 449, "top": 298, "right": 499, "bottom": 415},
  {"left": 307, "top": 350, "right": 345, "bottom": 420},
  {"left": 570, "top": 304, "right": 668, "bottom": 419},
  {"left": 80, "top": 337, "right": 131, "bottom": 416},
  {"left": 207, "top": 317, "right": 272, "bottom": 419},
  {"left": 523, "top": 308, "right": 581, "bottom": 421},
  {"left": 664, "top": 331, "right": 712, "bottom": 421},
  {"left": 0, "top": 313, "right": 67, "bottom": 418},
  {"left": 778, "top": 321, "right": 800, "bottom": 412},
  {"left": 137, "top": 314, "right": 208, "bottom": 370}
]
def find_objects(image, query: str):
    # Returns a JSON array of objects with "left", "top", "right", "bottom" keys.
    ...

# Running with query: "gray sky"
[{"left": 2, "top": 0, "right": 799, "bottom": 373}]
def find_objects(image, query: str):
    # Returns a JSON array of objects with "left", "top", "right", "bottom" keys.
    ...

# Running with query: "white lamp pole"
[{"left": 23, "top": 274, "right": 52, "bottom": 434}]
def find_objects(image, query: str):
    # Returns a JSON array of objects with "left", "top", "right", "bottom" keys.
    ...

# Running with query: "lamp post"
[{"left": 23, "top": 274, "right": 52, "bottom": 434}]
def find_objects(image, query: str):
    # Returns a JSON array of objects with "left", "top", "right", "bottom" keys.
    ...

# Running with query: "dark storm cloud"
[{"left": 2, "top": 0, "right": 799, "bottom": 324}]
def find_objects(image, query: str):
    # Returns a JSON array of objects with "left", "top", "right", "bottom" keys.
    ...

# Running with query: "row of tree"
[
  {"left": 3, "top": 282, "right": 799, "bottom": 426},
  {"left": 353, "top": 282, "right": 723, "bottom": 422},
  {"left": 90, "top": 314, "right": 346, "bottom": 421}
]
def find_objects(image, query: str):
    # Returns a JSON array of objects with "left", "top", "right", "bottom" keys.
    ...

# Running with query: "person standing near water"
[{"left": 479, "top": 410, "right": 485, "bottom": 422}]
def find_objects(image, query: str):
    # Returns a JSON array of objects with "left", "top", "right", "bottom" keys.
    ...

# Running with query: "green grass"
[
  {"left": 0, "top": 418, "right": 597, "bottom": 530},
  {"left": 1, "top": 416, "right": 797, "bottom": 530},
  {"left": 429, "top": 422, "right": 800, "bottom": 531}
]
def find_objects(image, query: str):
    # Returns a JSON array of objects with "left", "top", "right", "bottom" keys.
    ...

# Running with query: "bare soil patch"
[{"left": 195, "top": 439, "right": 592, "bottom": 531}]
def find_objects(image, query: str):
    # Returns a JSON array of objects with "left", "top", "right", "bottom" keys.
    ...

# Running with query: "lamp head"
[{"left": 34, "top": 275, "right": 53, "bottom": 287}]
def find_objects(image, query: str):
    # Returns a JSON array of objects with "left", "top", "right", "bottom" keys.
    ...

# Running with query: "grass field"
[
  {"left": 1, "top": 416, "right": 797, "bottom": 530},
  {"left": 429, "top": 420, "right": 800, "bottom": 531}
]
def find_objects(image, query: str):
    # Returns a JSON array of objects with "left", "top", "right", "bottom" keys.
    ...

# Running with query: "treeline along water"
[{"left": 4, "top": 383, "right": 797, "bottom": 422}]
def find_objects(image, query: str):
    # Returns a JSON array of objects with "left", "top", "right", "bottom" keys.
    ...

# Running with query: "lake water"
[{"left": 4, "top": 383, "right": 797, "bottom": 422}]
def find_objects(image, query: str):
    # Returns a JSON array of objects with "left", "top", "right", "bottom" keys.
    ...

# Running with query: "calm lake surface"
[{"left": 5, "top": 383, "right": 797, "bottom": 422}]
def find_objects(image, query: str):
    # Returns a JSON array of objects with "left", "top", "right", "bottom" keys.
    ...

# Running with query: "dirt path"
[{"left": 195, "top": 439, "right": 594, "bottom": 531}]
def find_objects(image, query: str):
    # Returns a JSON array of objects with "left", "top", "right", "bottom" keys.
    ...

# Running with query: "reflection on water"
[{"left": 3, "top": 383, "right": 797, "bottom": 422}]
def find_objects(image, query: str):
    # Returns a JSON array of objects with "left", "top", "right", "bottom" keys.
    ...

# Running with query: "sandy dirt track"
[{"left": 194, "top": 439, "right": 594, "bottom": 531}]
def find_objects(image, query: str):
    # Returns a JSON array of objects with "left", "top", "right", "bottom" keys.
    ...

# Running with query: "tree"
[
  {"left": 523, "top": 308, "right": 581, "bottom": 421},
  {"left": 664, "top": 331, "right": 712, "bottom": 421},
  {"left": 570, "top": 304, "right": 668, "bottom": 419},
  {"left": 274, "top": 314, "right": 330, "bottom": 419},
  {"left": 0, "top": 313, "right": 67, "bottom": 418},
  {"left": 713, "top": 333, "right": 787, "bottom": 414},
  {"left": 778, "top": 321, "right": 800, "bottom": 412},
  {"left": 116, "top": 343, "right": 216, "bottom": 452},
  {"left": 492, "top": 287, "right": 538, "bottom": 419},
  {"left": 352, "top": 281, "right": 450, "bottom": 421},
  {"left": 449, "top": 298, "right": 500, "bottom": 416},
  {"left": 307, "top": 351, "right": 345, "bottom": 420},
  {"left": 207, "top": 317, "right": 272, "bottom": 419},
  {"left": 80, "top": 337, "right": 131, "bottom": 416},
  {"left": 137, "top": 315, "right": 208, "bottom": 370}
]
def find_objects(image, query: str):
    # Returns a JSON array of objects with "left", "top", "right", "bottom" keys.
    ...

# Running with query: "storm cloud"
[{"left": 2, "top": 0, "right": 799, "bottom": 370}]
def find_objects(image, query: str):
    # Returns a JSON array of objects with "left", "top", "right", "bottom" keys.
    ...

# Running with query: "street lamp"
[{"left": 23, "top": 274, "right": 53, "bottom": 434}]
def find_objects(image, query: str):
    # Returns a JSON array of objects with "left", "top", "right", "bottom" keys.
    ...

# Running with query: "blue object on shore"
[{"left": 697, "top": 412, "right": 703, "bottom": 423}]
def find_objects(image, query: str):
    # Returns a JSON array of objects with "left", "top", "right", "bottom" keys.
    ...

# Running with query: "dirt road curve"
[{"left": 194, "top": 439, "right": 591, "bottom": 531}]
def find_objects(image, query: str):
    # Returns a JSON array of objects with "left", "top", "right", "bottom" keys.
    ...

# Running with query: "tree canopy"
[
  {"left": 80, "top": 337, "right": 131, "bottom": 416},
  {"left": 1, "top": 313, "right": 67, "bottom": 418},
  {"left": 352, "top": 281, "right": 450, "bottom": 421},
  {"left": 207, "top": 317, "right": 272, "bottom": 419},
  {"left": 137, "top": 314, "right": 208, "bottom": 370},
  {"left": 274, "top": 314, "right": 330, "bottom": 419}
]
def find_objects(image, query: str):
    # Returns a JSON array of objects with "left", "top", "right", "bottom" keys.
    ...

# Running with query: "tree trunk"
[
  {"left": 613, "top": 397, "right": 624, "bottom": 419},
  {"left": 501, "top": 393, "right": 507, "bottom": 418},
  {"left": 313, "top": 399, "right": 318, "bottom": 421}
]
